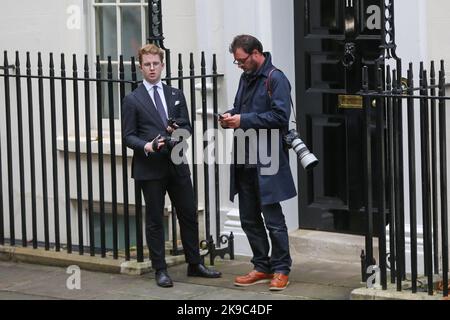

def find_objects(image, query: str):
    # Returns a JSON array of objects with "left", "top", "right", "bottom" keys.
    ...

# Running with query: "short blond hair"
[{"left": 138, "top": 44, "right": 165, "bottom": 65}]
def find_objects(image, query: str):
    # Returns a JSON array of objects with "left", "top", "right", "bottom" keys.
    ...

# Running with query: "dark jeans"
[
  {"left": 140, "top": 164, "right": 201, "bottom": 271},
  {"left": 236, "top": 167, "right": 292, "bottom": 275}
]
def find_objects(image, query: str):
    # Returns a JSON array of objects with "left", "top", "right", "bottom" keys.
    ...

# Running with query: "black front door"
[{"left": 294, "top": 0, "right": 383, "bottom": 234}]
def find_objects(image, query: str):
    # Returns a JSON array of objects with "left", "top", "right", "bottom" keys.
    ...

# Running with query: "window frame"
[{"left": 89, "top": 0, "right": 148, "bottom": 124}]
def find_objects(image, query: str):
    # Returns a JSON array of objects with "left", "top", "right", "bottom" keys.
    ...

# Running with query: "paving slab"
[{"left": 0, "top": 245, "right": 383, "bottom": 302}]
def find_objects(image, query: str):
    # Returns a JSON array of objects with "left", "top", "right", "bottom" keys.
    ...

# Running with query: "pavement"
[{"left": 0, "top": 255, "right": 363, "bottom": 301}]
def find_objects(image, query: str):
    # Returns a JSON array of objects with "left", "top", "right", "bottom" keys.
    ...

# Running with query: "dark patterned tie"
[{"left": 153, "top": 86, "right": 167, "bottom": 127}]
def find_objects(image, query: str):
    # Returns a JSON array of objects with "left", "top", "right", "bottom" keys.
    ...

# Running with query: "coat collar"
[{"left": 257, "top": 52, "right": 274, "bottom": 78}]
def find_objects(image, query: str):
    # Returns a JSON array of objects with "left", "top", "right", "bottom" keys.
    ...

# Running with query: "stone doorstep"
[
  {"left": 289, "top": 229, "right": 379, "bottom": 264},
  {"left": 0, "top": 245, "right": 185, "bottom": 276}
]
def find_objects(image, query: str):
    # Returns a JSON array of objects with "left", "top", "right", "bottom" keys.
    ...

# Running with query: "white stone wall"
[{"left": 1, "top": 0, "right": 449, "bottom": 259}]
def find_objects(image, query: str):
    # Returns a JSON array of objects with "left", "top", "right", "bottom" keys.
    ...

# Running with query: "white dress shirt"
[
  {"left": 143, "top": 79, "right": 168, "bottom": 119},
  {"left": 143, "top": 79, "right": 168, "bottom": 156}
]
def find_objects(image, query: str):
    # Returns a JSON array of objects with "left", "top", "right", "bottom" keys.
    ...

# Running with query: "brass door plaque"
[{"left": 338, "top": 95, "right": 363, "bottom": 109}]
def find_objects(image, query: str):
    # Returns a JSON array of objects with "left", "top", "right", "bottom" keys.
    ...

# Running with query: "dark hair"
[{"left": 229, "top": 34, "right": 263, "bottom": 54}]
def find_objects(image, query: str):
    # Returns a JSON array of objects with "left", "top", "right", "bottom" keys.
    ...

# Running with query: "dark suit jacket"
[{"left": 122, "top": 83, "right": 192, "bottom": 180}]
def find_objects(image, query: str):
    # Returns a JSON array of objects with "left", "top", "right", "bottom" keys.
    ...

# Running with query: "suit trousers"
[
  {"left": 140, "top": 163, "right": 201, "bottom": 271},
  {"left": 236, "top": 167, "right": 292, "bottom": 275}
]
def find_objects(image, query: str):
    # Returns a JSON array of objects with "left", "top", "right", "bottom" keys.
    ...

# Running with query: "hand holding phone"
[{"left": 214, "top": 112, "right": 224, "bottom": 120}]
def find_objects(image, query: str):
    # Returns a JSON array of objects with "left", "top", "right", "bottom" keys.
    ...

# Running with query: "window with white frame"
[{"left": 91, "top": 0, "right": 148, "bottom": 119}]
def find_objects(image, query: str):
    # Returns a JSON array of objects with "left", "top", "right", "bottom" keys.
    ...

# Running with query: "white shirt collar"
[{"left": 143, "top": 79, "right": 163, "bottom": 92}]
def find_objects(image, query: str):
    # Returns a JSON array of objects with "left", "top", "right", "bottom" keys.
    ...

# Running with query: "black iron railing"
[
  {"left": 0, "top": 50, "right": 233, "bottom": 264},
  {"left": 361, "top": 58, "right": 449, "bottom": 298}
]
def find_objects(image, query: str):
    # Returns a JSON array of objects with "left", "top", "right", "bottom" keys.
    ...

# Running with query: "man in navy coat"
[
  {"left": 220, "top": 35, "right": 297, "bottom": 291},
  {"left": 122, "top": 44, "right": 221, "bottom": 288}
]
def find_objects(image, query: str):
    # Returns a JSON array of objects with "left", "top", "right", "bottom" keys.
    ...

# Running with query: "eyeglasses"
[
  {"left": 142, "top": 61, "right": 162, "bottom": 69},
  {"left": 233, "top": 54, "right": 251, "bottom": 65}
]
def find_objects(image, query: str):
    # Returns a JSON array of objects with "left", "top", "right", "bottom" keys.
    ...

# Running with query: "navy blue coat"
[{"left": 227, "top": 52, "right": 297, "bottom": 205}]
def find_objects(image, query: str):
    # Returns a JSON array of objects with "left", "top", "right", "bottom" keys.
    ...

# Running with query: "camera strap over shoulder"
[
  {"left": 265, "top": 67, "right": 298, "bottom": 124},
  {"left": 265, "top": 67, "right": 279, "bottom": 99}
]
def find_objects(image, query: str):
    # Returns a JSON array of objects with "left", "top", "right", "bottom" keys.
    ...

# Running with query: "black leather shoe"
[
  {"left": 187, "top": 264, "right": 222, "bottom": 278},
  {"left": 155, "top": 269, "right": 173, "bottom": 288}
]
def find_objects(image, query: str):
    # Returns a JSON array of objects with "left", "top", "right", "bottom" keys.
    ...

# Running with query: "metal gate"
[
  {"left": 0, "top": 49, "right": 233, "bottom": 265},
  {"left": 359, "top": 1, "right": 449, "bottom": 296}
]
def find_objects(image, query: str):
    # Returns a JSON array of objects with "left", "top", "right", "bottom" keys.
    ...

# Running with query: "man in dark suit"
[
  {"left": 220, "top": 35, "right": 297, "bottom": 291},
  {"left": 122, "top": 44, "right": 221, "bottom": 288}
]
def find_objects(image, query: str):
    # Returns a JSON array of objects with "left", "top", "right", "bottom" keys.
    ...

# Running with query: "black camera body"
[
  {"left": 162, "top": 118, "right": 181, "bottom": 151},
  {"left": 167, "top": 118, "right": 179, "bottom": 130},
  {"left": 161, "top": 135, "right": 181, "bottom": 150},
  {"left": 283, "top": 129, "right": 318, "bottom": 170}
]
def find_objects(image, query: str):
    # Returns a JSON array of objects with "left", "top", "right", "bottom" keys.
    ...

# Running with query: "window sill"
[{"left": 56, "top": 135, "right": 133, "bottom": 157}]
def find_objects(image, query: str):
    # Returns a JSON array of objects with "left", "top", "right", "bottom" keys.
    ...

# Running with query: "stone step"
[{"left": 289, "top": 229, "right": 379, "bottom": 265}]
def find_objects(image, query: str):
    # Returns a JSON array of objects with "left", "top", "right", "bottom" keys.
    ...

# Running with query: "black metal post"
[
  {"left": 49, "top": 53, "right": 60, "bottom": 252},
  {"left": 72, "top": 54, "right": 83, "bottom": 254},
  {"left": 200, "top": 52, "right": 214, "bottom": 265},
  {"left": 131, "top": 57, "right": 144, "bottom": 263},
  {"left": 119, "top": 55, "right": 130, "bottom": 261},
  {"left": 189, "top": 53, "right": 198, "bottom": 213},
  {"left": 386, "top": 65, "right": 397, "bottom": 284},
  {"left": 165, "top": 49, "right": 171, "bottom": 87},
  {"left": 147, "top": 0, "right": 165, "bottom": 49},
  {"left": 375, "top": 66, "right": 387, "bottom": 290},
  {"left": 396, "top": 61, "right": 406, "bottom": 282},
  {"left": 430, "top": 61, "right": 440, "bottom": 275},
  {"left": 381, "top": 0, "right": 397, "bottom": 60},
  {"left": 439, "top": 60, "right": 449, "bottom": 297},
  {"left": 392, "top": 68, "right": 403, "bottom": 291},
  {"left": 107, "top": 56, "right": 118, "bottom": 259},
  {"left": 38, "top": 53, "right": 50, "bottom": 250},
  {"left": 61, "top": 53, "right": 72, "bottom": 253},
  {"left": 381, "top": 0, "right": 402, "bottom": 286},
  {"left": 407, "top": 62, "right": 418, "bottom": 293},
  {"left": 15, "top": 52, "right": 27, "bottom": 247},
  {"left": 362, "top": 66, "right": 374, "bottom": 283},
  {"left": 84, "top": 55, "right": 95, "bottom": 257},
  {"left": 212, "top": 54, "right": 221, "bottom": 246},
  {"left": 4, "top": 51, "right": 15, "bottom": 246},
  {"left": 420, "top": 68, "right": 434, "bottom": 295},
  {"left": 95, "top": 55, "right": 106, "bottom": 257},
  {"left": 26, "top": 52, "right": 38, "bottom": 249}
]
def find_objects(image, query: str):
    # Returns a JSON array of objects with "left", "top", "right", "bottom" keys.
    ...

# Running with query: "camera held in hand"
[
  {"left": 167, "top": 118, "right": 180, "bottom": 130},
  {"left": 161, "top": 118, "right": 181, "bottom": 151},
  {"left": 161, "top": 135, "right": 181, "bottom": 151},
  {"left": 283, "top": 129, "right": 318, "bottom": 170}
]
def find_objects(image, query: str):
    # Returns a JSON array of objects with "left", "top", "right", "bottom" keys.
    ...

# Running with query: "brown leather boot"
[
  {"left": 234, "top": 270, "right": 273, "bottom": 287},
  {"left": 269, "top": 273, "right": 289, "bottom": 291}
]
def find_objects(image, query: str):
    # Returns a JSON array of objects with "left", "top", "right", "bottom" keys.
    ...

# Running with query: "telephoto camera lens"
[
  {"left": 291, "top": 138, "right": 318, "bottom": 170},
  {"left": 283, "top": 129, "right": 318, "bottom": 170}
]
